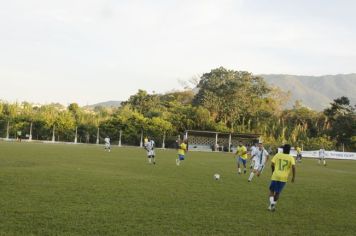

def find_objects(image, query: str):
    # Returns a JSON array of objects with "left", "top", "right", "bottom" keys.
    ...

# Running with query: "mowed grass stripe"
[{"left": 0, "top": 142, "right": 355, "bottom": 235}]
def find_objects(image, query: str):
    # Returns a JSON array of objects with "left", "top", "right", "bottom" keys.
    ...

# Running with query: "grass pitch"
[{"left": 0, "top": 142, "right": 356, "bottom": 235}]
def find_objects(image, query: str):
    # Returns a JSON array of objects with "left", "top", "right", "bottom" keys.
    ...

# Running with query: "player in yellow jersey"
[
  {"left": 176, "top": 139, "right": 188, "bottom": 166},
  {"left": 296, "top": 146, "right": 302, "bottom": 163},
  {"left": 268, "top": 144, "right": 296, "bottom": 211},
  {"left": 236, "top": 141, "right": 248, "bottom": 174}
]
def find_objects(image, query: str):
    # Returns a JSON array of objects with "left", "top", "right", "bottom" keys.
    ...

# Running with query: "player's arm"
[
  {"left": 271, "top": 162, "right": 275, "bottom": 173},
  {"left": 291, "top": 165, "right": 296, "bottom": 183}
]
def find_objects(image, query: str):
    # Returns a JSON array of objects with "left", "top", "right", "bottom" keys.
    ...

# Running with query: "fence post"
[
  {"left": 29, "top": 122, "right": 33, "bottom": 141},
  {"left": 118, "top": 130, "right": 122, "bottom": 147},
  {"left": 96, "top": 127, "right": 100, "bottom": 144},
  {"left": 140, "top": 130, "right": 143, "bottom": 147},
  {"left": 162, "top": 132, "right": 166, "bottom": 149},
  {"left": 52, "top": 125, "right": 55, "bottom": 142},
  {"left": 6, "top": 121, "right": 10, "bottom": 139},
  {"left": 74, "top": 126, "right": 78, "bottom": 143},
  {"left": 228, "top": 133, "right": 232, "bottom": 152}
]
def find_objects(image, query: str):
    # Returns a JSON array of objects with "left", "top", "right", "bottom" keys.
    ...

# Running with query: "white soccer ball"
[{"left": 214, "top": 173, "right": 220, "bottom": 180}]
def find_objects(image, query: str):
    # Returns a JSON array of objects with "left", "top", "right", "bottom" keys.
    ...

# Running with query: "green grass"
[{"left": 0, "top": 142, "right": 356, "bottom": 235}]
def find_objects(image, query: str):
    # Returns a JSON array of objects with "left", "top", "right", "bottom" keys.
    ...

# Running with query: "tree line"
[{"left": 0, "top": 67, "right": 355, "bottom": 151}]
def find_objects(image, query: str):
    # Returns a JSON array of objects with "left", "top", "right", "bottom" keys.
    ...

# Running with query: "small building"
[{"left": 184, "top": 130, "right": 260, "bottom": 152}]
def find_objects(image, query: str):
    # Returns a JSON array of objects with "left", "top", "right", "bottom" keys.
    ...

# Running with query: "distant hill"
[
  {"left": 84, "top": 101, "right": 122, "bottom": 109},
  {"left": 260, "top": 74, "right": 356, "bottom": 110}
]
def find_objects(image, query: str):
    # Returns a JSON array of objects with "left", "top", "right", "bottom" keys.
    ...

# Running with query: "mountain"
[
  {"left": 84, "top": 101, "right": 122, "bottom": 109},
  {"left": 260, "top": 74, "right": 356, "bottom": 110}
]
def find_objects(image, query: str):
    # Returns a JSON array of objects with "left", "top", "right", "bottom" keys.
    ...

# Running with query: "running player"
[
  {"left": 248, "top": 142, "right": 269, "bottom": 182},
  {"left": 268, "top": 144, "right": 296, "bottom": 211},
  {"left": 319, "top": 147, "right": 326, "bottom": 166},
  {"left": 249, "top": 142, "right": 258, "bottom": 170},
  {"left": 236, "top": 141, "right": 248, "bottom": 174},
  {"left": 296, "top": 145, "right": 302, "bottom": 163},
  {"left": 176, "top": 139, "right": 187, "bottom": 166},
  {"left": 145, "top": 137, "right": 156, "bottom": 164},
  {"left": 104, "top": 136, "right": 111, "bottom": 152}
]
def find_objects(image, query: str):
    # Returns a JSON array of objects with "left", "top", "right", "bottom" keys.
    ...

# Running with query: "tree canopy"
[{"left": 0, "top": 67, "right": 355, "bottom": 151}]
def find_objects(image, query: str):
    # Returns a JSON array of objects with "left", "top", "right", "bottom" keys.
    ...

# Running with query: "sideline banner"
[{"left": 277, "top": 148, "right": 356, "bottom": 161}]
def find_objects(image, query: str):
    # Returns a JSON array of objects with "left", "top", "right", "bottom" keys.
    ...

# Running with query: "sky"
[{"left": 1, "top": 0, "right": 356, "bottom": 105}]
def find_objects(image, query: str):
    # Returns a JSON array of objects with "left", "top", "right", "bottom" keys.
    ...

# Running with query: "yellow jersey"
[
  {"left": 296, "top": 147, "right": 302, "bottom": 154},
  {"left": 271, "top": 153, "right": 295, "bottom": 182},
  {"left": 178, "top": 143, "right": 187, "bottom": 156},
  {"left": 236, "top": 146, "right": 248, "bottom": 159}
]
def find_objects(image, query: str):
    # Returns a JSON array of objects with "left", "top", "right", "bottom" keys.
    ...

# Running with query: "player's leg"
[
  {"left": 152, "top": 154, "right": 156, "bottom": 165},
  {"left": 177, "top": 154, "right": 184, "bottom": 166},
  {"left": 248, "top": 163, "right": 259, "bottom": 182},
  {"left": 318, "top": 157, "right": 321, "bottom": 164},
  {"left": 147, "top": 152, "right": 152, "bottom": 163},
  {"left": 269, "top": 181, "right": 285, "bottom": 211},
  {"left": 242, "top": 159, "right": 247, "bottom": 174},
  {"left": 237, "top": 157, "right": 242, "bottom": 174},
  {"left": 323, "top": 157, "right": 326, "bottom": 166},
  {"left": 268, "top": 181, "right": 276, "bottom": 210},
  {"left": 257, "top": 164, "right": 265, "bottom": 176}
]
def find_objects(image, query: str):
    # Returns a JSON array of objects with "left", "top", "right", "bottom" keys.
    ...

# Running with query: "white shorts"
[
  {"left": 253, "top": 162, "right": 265, "bottom": 172},
  {"left": 147, "top": 150, "right": 155, "bottom": 157},
  {"left": 105, "top": 143, "right": 110, "bottom": 149}
]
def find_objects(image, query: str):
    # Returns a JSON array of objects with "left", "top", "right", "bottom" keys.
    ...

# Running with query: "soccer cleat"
[{"left": 270, "top": 204, "right": 276, "bottom": 211}]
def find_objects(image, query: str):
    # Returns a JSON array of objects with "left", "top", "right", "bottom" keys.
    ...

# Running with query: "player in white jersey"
[
  {"left": 104, "top": 137, "right": 111, "bottom": 152},
  {"left": 248, "top": 142, "right": 269, "bottom": 182},
  {"left": 249, "top": 143, "right": 258, "bottom": 170},
  {"left": 144, "top": 137, "right": 156, "bottom": 164},
  {"left": 319, "top": 148, "right": 326, "bottom": 166}
]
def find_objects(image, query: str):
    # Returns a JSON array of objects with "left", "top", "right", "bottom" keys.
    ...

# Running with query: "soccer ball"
[{"left": 213, "top": 173, "right": 220, "bottom": 180}]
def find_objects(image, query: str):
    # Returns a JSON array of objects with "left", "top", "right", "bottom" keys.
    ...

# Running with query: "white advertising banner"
[{"left": 277, "top": 149, "right": 356, "bottom": 161}]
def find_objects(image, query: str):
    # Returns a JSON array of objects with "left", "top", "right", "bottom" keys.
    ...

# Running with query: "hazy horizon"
[{"left": 1, "top": 0, "right": 356, "bottom": 105}]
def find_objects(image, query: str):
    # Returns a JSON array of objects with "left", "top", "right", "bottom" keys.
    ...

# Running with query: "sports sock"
[
  {"left": 248, "top": 172, "right": 254, "bottom": 181},
  {"left": 238, "top": 168, "right": 241, "bottom": 173},
  {"left": 269, "top": 196, "right": 274, "bottom": 204},
  {"left": 148, "top": 158, "right": 151, "bottom": 163}
]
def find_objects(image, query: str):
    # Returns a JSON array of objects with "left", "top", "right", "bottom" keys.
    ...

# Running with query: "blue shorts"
[
  {"left": 269, "top": 181, "right": 286, "bottom": 193},
  {"left": 238, "top": 157, "right": 247, "bottom": 165},
  {"left": 178, "top": 154, "right": 185, "bottom": 160}
]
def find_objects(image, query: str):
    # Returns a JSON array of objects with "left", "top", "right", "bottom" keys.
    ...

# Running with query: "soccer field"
[{"left": 0, "top": 142, "right": 355, "bottom": 235}]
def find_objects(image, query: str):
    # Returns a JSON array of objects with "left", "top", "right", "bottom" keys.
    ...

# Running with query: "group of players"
[
  {"left": 235, "top": 141, "right": 295, "bottom": 211},
  {"left": 235, "top": 140, "right": 328, "bottom": 211},
  {"left": 142, "top": 136, "right": 188, "bottom": 166},
  {"left": 103, "top": 135, "right": 327, "bottom": 211},
  {"left": 103, "top": 135, "right": 188, "bottom": 166}
]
